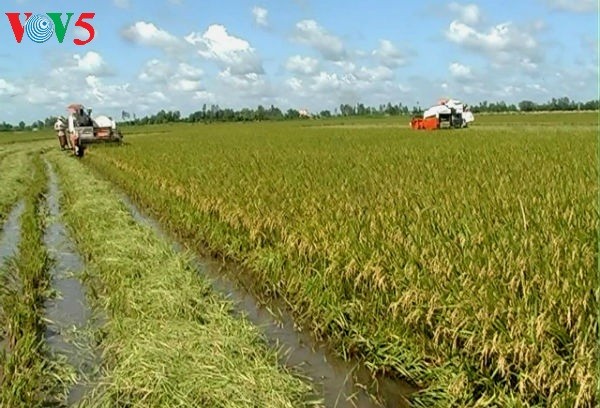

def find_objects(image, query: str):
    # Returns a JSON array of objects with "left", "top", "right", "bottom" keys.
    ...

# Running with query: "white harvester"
[
  {"left": 410, "top": 98, "right": 475, "bottom": 130},
  {"left": 57, "top": 103, "right": 123, "bottom": 156}
]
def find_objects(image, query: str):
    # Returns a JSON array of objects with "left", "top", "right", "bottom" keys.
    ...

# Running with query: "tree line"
[
  {"left": 118, "top": 97, "right": 599, "bottom": 126},
  {"left": 1, "top": 96, "right": 598, "bottom": 131}
]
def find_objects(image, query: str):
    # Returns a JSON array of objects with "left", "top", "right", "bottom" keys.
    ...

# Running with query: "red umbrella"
[{"left": 67, "top": 103, "right": 84, "bottom": 112}]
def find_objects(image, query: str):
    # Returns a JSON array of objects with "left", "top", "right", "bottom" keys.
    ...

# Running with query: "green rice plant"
[
  {"left": 48, "top": 150, "right": 319, "bottom": 408},
  {"left": 82, "top": 113, "right": 598, "bottom": 406}
]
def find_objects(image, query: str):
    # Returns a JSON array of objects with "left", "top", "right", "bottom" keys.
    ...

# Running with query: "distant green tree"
[
  {"left": 518, "top": 100, "right": 536, "bottom": 112},
  {"left": 285, "top": 109, "right": 300, "bottom": 119}
]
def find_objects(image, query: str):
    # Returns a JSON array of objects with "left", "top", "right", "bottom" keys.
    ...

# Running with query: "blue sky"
[{"left": 0, "top": 0, "right": 597, "bottom": 123}]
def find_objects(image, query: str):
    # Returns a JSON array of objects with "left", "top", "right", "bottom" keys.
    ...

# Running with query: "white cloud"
[
  {"left": 520, "top": 57, "right": 538, "bottom": 71},
  {"left": 286, "top": 77, "right": 303, "bottom": 92},
  {"left": 285, "top": 55, "right": 320, "bottom": 75},
  {"left": 449, "top": 62, "right": 472, "bottom": 78},
  {"left": 293, "top": 20, "right": 346, "bottom": 61},
  {"left": 113, "top": 0, "right": 130, "bottom": 8},
  {"left": 74, "top": 52, "right": 108, "bottom": 74},
  {"left": 449, "top": 2, "right": 481, "bottom": 24},
  {"left": 138, "top": 59, "right": 172, "bottom": 82},
  {"left": 446, "top": 20, "right": 540, "bottom": 67},
  {"left": 527, "top": 83, "right": 548, "bottom": 93},
  {"left": 177, "top": 63, "right": 203, "bottom": 79},
  {"left": 0, "top": 78, "right": 20, "bottom": 96},
  {"left": 185, "top": 25, "right": 263, "bottom": 75},
  {"left": 217, "top": 69, "right": 271, "bottom": 98},
  {"left": 252, "top": 7, "right": 269, "bottom": 27},
  {"left": 544, "top": 0, "right": 598, "bottom": 12},
  {"left": 24, "top": 86, "right": 69, "bottom": 105},
  {"left": 354, "top": 66, "right": 394, "bottom": 82},
  {"left": 121, "top": 21, "right": 181, "bottom": 52},
  {"left": 148, "top": 91, "right": 168, "bottom": 102},
  {"left": 372, "top": 40, "right": 406, "bottom": 68},
  {"left": 171, "top": 79, "right": 202, "bottom": 92},
  {"left": 49, "top": 51, "right": 110, "bottom": 77},
  {"left": 138, "top": 59, "right": 204, "bottom": 93},
  {"left": 193, "top": 91, "right": 216, "bottom": 101}
]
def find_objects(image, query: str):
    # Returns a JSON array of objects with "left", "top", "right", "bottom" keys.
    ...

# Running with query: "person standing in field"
[
  {"left": 54, "top": 116, "right": 69, "bottom": 150},
  {"left": 67, "top": 109, "right": 81, "bottom": 156}
]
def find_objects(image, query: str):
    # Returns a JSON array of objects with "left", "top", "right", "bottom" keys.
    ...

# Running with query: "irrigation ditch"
[
  {"left": 121, "top": 194, "right": 417, "bottom": 408},
  {"left": 0, "top": 201, "right": 24, "bottom": 355},
  {"left": 43, "top": 161, "right": 99, "bottom": 406}
]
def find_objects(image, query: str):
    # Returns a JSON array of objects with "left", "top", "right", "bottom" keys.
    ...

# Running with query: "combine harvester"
[
  {"left": 410, "top": 98, "right": 474, "bottom": 130},
  {"left": 63, "top": 103, "right": 123, "bottom": 157}
]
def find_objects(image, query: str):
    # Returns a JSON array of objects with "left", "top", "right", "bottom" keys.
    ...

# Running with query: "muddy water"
[
  {"left": 0, "top": 201, "right": 24, "bottom": 266},
  {"left": 0, "top": 201, "right": 24, "bottom": 352},
  {"left": 43, "top": 162, "right": 97, "bottom": 406},
  {"left": 121, "top": 196, "right": 416, "bottom": 408}
]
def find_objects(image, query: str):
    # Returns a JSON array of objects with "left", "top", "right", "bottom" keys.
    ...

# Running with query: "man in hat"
[{"left": 54, "top": 116, "right": 69, "bottom": 150}]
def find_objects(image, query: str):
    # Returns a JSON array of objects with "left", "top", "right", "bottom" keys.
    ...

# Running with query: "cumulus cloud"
[
  {"left": 185, "top": 25, "right": 263, "bottom": 75},
  {"left": 544, "top": 0, "right": 598, "bottom": 12},
  {"left": 0, "top": 78, "right": 20, "bottom": 96},
  {"left": 285, "top": 55, "right": 320, "bottom": 75},
  {"left": 193, "top": 90, "right": 216, "bottom": 102},
  {"left": 446, "top": 20, "right": 540, "bottom": 67},
  {"left": 372, "top": 40, "right": 406, "bottom": 68},
  {"left": 354, "top": 66, "right": 394, "bottom": 82},
  {"left": 121, "top": 21, "right": 182, "bottom": 52},
  {"left": 252, "top": 7, "right": 269, "bottom": 27},
  {"left": 448, "top": 2, "right": 481, "bottom": 24},
  {"left": 449, "top": 62, "right": 472, "bottom": 78},
  {"left": 292, "top": 20, "right": 346, "bottom": 61},
  {"left": 74, "top": 52, "right": 109, "bottom": 75},
  {"left": 177, "top": 63, "right": 203, "bottom": 79},
  {"left": 137, "top": 59, "right": 205, "bottom": 93},
  {"left": 148, "top": 91, "right": 168, "bottom": 102},
  {"left": 50, "top": 51, "right": 111, "bottom": 77},
  {"left": 138, "top": 59, "right": 172, "bottom": 82},
  {"left": 171, "top": 79, "right": 202, "bottom": 92}
]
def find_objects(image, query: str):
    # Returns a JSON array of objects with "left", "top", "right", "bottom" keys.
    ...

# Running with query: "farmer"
[
  {"left": 54, "top": 116, "right": 69, "bottom": 150},
  {"left": 67, "top": 107, "right": 81, "bottom": 156}
]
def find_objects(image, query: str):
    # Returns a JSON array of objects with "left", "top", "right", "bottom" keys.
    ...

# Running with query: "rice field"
[
  {"left": 0, "top": 137, "right": 319, "bottom": 407},
  {"left": 0, "top": 112, "right": 597, "bottom": 407},
  {"left": 83, "top": 113, "right": 598, "bottom": 407}
]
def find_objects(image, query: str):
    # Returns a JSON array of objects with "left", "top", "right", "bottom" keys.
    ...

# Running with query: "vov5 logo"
[{"left": 5, "top": 12, "right": 96, "bottom": 45}]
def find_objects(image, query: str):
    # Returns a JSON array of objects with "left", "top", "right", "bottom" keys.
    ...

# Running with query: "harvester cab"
[{"left": 410, "top": 98, "right": 474, "bottom": 130}]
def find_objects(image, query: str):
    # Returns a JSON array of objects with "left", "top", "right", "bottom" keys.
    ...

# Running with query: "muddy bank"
[
  {"left": 43, "top": 162, "right": 98, "bottom": 406},
  {"left": 121, "top": 195, "right": 416, "bottom": 408}
]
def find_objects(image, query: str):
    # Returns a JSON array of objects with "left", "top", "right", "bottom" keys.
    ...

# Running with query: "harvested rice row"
[
  {"left": 0, "top": 153, "right": 70, "bottom": 407},
  {"left": 48, "top": 150, "right": 319, "bottom": 408},
  {"left": 0, "top": 152, "right": 33, "bottom": 225}
]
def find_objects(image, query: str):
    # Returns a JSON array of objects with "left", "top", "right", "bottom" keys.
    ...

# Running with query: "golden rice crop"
[{"left": 84, "top": 115, "right": 598, "bottom": 407}]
